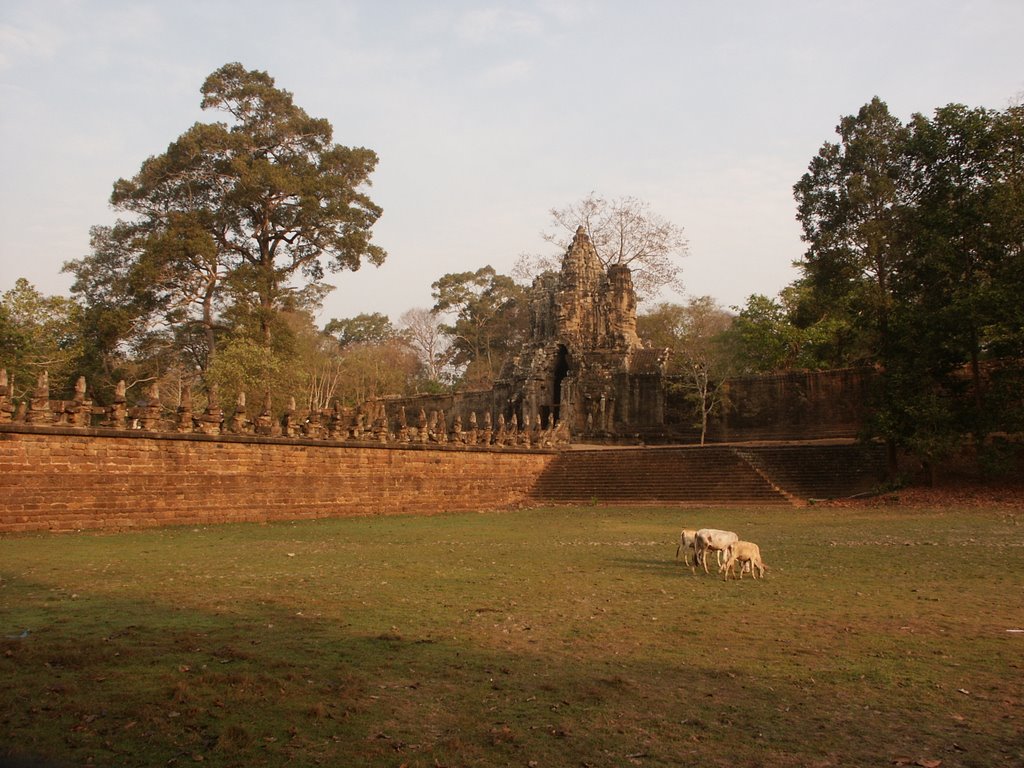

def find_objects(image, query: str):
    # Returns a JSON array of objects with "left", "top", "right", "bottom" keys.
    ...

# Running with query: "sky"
[{"left": 2, "top": 0, "right": 1022, "bottom": 327}]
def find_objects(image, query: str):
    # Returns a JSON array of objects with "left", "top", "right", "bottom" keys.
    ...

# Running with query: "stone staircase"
[
  {"left": 528, "top": 442, "right": 889, "bottom": 506},
  {"left": 529, "top": 446, "right": 792, "bottom": 506},
  {"left": 735, "top": 443, "right": 888, "bottom": 500}
]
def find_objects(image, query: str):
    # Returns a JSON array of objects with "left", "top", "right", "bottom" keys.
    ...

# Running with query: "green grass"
[{"left": 1, "top": 504, "right": 1022, "bottom": 767}]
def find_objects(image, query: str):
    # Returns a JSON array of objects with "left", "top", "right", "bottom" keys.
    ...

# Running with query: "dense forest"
[{"left": 1, "top": 64, "right": 1021, "bottom": 473}]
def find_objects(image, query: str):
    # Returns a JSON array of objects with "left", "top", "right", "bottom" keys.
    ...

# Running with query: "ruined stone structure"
[
  {"left": 381, "top": 226, "right": 872, "bottom": 444},
  {"left": 492, "top": 225, "right": 669, "bottom": 438}
]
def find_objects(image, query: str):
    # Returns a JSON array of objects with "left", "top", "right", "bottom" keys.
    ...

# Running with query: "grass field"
[{"left": 1, "top": 502, "right": 1022, "bottom": 767}]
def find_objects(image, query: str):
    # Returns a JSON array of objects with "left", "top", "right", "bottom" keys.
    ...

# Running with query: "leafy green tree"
[
  {"left": 203, "top": 306, "right": 340, "bottom": 414},
  {"left": 205, "top": 335, "right": 289, "bottom": 411},
  {"left": 726, "top": 293, "right": 801, "bottom": 373},
  {"left": 431, "top": 266, "right": 527, "bottom": 386},
  {"left": 793, "top": 96, "right": 911, "bottom": 367},
  {"left": 203, "top": 287, "right": 340, "bottom": 412},
  {"left": 794, "top": 97, "right": 1024, "bottom": 475},
  {"left": 883, "top": 102, "right": 1024, "bottom": 451},
  {"left": 793, "top": 97, "right": 917, "bottom": 473},
  {"left": 0, "top": 279, "right": 84, "bottom": 399},
  {"left": 984, "top": 105, "right": 1024, "bottom": 438},
  {"left": 725, "top": 286, "right": 859, "bottom": 374},
  {"left": 900, "top": 105, "right": 1001, "bottom": 436},
  {"left": 324, "top": 313, "right": 397, "bottom": 348},
  {"left": 65, "top": 62, "right": 386, "bottom": 382},
  {"left": 990, "top": 107, "right": 1024, "bottom": 354},
  {"left": 62, "top": 224, "right": 170, "bottom": 397}
]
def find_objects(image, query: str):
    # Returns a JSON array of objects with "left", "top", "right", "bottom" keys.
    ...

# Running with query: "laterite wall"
[{"left": 0, "top": 426, "right": 556, "bottom": 533}]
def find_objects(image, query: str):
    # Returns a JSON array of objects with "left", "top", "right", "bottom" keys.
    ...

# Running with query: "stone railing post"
[
  {"left": 107, "top": 380, "right": 128, "bottom": 430},
  {"left": 65, "top": 376, "right": 92, "bottom": 428},
  {"left": 195, "top": 385, "right": 223, "bottom": 435},
  {"left": 137, "top": 383, "right": 164, "bottom": 431},
  {"left": 281, "top": 397, "right": 298, "bottom": 437},
  {"left": 253, "top": 391, "right": 279, "bottom": 436},
  {"left": 226, "top": 391, "right": 251, "bottom": 434},
  {"left": 25, "top": 371, "right": 52, "bottom": 424},
  {"left": 0, "top": 369, "right": 15, "bottom": 423},
  {"left": 177, "top": 384, "right": 194, "bottom": 433}
]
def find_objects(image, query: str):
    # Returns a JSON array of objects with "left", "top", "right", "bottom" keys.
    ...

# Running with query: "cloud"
[
  {"left": 0, "top": 3, "right": 161, "bottom": 74},
  {"left": 0, "top": 20, "right": 62, "bottom": 71},
  {"left": 475, "top": 58, "right": 533, "bottom": 86},
  {"left": 535, "top": 0, "right": 590, "bottom": 25},
  {"left": 455, "top": 7, "right": 545, "bottom": 44}
]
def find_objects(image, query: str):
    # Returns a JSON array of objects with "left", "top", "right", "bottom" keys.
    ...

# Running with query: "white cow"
[
  {"left": 695, "top": 528, "right": 738, "bottom": 574},
  {"left": 674, "top": 528, "right": 698, "bottom": 569}
]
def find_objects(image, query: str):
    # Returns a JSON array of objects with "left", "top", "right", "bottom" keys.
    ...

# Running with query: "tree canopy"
[
  {"left": 324, "top": 313, "right": 397, "bottom": 349},
  {"left": 791, "top": 97, "right": 1024, "bottom": 472},
  {"left": 0, "top": 279, "right": 83, "bottom": 398},
  {"left": 63, "top": 62, "right": 386, "bottom": 401},
  {"left": 793, "top": 96, "right": 910, "bottom": 367}
]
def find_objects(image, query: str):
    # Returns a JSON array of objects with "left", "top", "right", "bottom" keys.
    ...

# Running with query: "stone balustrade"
[{"left": 0, "top": 369, "right": 570, "bottom": 450}]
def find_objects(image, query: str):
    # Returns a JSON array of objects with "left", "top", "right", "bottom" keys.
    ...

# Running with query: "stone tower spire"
[{"left": 553, "top": 225, "right": 640, "bottom": 351}]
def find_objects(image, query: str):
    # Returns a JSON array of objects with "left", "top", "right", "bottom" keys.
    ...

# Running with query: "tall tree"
[
  {"left": 66, "top": 62, "right": 386, "bottom": 378},
  {"left": 515, "top": 193, "right": 688, "bottom": 299},
  {"left": 901, "top": 105, "right": 1000, "bottom": 434},
  {"left": 794, "top": 97, "right": 1024, "bottom": 475},
  {"left": 891, "top": 103, "right": 1024, "bottom": 447},
  {"left": 989, "top": 105, "right": 1024, "bottom": 357},
  {"left": 793, "top": 97, "right": 910, "bottom": 367},
  {"left": 986, "top": 104, "right": 1024, "bottom": 437}
]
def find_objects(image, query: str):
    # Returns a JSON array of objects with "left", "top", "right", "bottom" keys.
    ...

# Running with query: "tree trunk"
[
  {"left": 202, "top": 283, "right": 217, "bottom": 367},
  {"left": 887, "top": 438, "right": 899, "bottom": 481}
]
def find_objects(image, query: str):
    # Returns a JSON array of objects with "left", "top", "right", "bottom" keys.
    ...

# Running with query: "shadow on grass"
[{"left": 3, "top": 566, "right": 1019, "bottom": 768}]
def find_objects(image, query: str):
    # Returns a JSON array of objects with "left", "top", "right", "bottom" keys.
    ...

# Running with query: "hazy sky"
[{"left": 2, "top": 0, "right": 1022, "bottom": 326}]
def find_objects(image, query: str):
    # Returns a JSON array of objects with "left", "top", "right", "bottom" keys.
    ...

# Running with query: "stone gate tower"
[{"left": 494, "top": 226, "right": 669, "bottom": 439}]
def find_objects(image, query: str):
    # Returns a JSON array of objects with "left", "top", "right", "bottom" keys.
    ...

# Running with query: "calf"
[{"left": 721, "top": 540, "right": 766, "bottom": 580}]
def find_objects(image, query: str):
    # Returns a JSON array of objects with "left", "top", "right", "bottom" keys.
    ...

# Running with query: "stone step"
[
  {"left": 529, "top": 447, "right": 791, "bottom": 505},
  {"left": 735, "top": 444, "right": 888, "bottom": 499},
  {"left": 529, "top": 443, "right": 889, "bottom": 505}
]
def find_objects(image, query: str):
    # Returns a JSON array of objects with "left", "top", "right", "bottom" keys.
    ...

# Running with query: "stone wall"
[
  {"left": 716, "top": 368, "right": 871, "bottom": 442},
  {"left": 657, "top": 368, "right": 872, "bottom": 443},
  {"left": 0, "top": 426, "right": 555, "bottom": 533}
]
